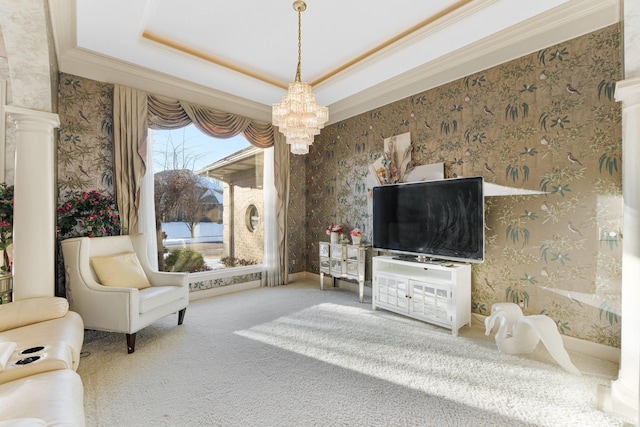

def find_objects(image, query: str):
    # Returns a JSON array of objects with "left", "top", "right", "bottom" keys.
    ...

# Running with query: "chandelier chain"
[{"left": 295, "top": 7, "right": 302, "bottom": 82}]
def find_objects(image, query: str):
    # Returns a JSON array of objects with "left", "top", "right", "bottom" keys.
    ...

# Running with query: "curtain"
[
  {"left": 148, "top": 95, "right": 273, "bottom": 148},
  {"left": 138, "top": 134, "right": 159, "bottom": 270},
  {"left": 113, "top": 85, "right": 148, "bottom": 235},
  {"left": 146, "top": 94, "right": 289, "bottom": 286},
  {"left": 272, "top": 132, "right": 289, "bottom": 285}
]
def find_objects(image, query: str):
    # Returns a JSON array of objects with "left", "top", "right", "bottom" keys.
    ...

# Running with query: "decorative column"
[
  {"left": 4, "top": 106, "right": 59, "bottom": 300},
  {"left": 611, "top": 76, "right": 640, "bottom": 423}
]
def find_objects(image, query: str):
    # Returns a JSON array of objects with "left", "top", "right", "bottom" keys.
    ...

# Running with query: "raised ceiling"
[{"left": 49, "top": 0, "right": 619, "bottom": 124}]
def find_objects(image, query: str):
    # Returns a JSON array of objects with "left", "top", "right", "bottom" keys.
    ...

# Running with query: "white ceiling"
[{"left": 49, "top": 0, "right": 619, "bottom": 124}]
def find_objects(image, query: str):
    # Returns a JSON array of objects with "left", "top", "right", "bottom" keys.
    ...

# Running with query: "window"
[
  {"left": 246, "top": 205, "right": 259, "bottom": 232},
  {"left": 150, "top": 124, "right": 264, "bottom": 272}
]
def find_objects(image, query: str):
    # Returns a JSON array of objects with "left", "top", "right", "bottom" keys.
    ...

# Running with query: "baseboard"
[
  {"left": 561, "top": 333, "right": 620, "bottom": 363},
  {"left": 188, "top": 280, "right": 261, "bottom": 301}
]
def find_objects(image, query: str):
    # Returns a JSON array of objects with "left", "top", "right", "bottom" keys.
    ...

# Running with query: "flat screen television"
[{"left": 372, "top": 176, "right": 484, "bottom": 263}]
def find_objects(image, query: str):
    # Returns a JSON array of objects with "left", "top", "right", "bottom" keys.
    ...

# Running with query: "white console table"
[
  {"left": 372, "top": 255, "right": 471, "bottom": 336},
  {"left": 319, "top": 242, "right": 370, "bottom": 303}
]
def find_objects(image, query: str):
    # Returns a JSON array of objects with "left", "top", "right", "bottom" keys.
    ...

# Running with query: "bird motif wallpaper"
[
  {"left": 294, "top": 24, "right": 622, "bottom": 347},
  {"left": 57, "top": 73, "right": 115, "bottom": 201}
]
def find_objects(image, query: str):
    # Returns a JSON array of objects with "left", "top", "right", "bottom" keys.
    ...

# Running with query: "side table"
[{"left": 319, "top": 242, "right": 371, "bottom": 303}]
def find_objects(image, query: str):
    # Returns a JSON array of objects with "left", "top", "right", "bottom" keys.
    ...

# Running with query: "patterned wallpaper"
[
  {"left": 296, "top": 25, "right": 623, "bottom": 347},
  {"left": 57, "top": 73, "right": 115, "bottom": 201}
]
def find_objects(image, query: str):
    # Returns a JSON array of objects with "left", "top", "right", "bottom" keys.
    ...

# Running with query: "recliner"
[{"left": 61, "top": 234, "right": 189, "bottom": 353}]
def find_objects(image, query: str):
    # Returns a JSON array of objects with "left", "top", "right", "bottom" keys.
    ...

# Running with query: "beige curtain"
[
  {"left": 273, "top": 132, "right": 289, "bottom": 285},
  {"left": 148, "top": 95, "right": 272, "bottom": 147},
  {"left": 147, "top": 94, "right": 288, "bottom": 286},
  {"left": 113, "top": 85, "right": 149, "bottom": 235}
]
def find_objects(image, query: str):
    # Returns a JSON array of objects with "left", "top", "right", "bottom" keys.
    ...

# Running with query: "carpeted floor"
[{"left": 77, "top": 280, "right": 629, "bottom": 426}]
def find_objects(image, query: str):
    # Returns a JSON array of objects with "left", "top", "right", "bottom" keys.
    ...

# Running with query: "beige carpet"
[{"left": 77, "top": 281, "right": 628, "bottom": 426}]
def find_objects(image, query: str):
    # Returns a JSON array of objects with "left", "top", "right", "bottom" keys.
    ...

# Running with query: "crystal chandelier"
[{"left": 272, "top": 0, "right": 328, "bottom": 155}]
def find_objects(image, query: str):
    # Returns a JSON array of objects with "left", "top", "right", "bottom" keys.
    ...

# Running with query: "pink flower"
[
  {"left": 325, "top": 224, "right": 343, "bottom": 235},
  {"left": 350, "top": 228, "right": 362, "bottom": 237}
]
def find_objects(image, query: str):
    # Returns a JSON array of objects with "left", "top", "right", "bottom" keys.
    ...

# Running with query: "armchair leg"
[
  {"left": 126, "top": 333, "right": 136, "bottom": 354},
  {"left": 178, "top": 308, "right": 186, "bottom": 325}
]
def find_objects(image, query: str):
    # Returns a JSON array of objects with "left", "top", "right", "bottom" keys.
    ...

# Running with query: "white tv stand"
[{"left": 372, "top": 255, "right": 471, "bottom": 336}]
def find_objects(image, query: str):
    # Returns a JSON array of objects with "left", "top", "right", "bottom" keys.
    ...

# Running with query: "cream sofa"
[{"left": 0, "top": 296, "right": 85, "bottom": 426}]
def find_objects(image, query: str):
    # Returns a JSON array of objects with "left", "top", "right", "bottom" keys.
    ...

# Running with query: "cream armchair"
[{"left": 61, "top": 234, "right": 189, "bottom": 353}]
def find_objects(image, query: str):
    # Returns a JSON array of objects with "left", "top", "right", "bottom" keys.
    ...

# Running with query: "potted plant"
[
  {"left": 57, "top": 190, "right": 121, "bottom": 239},
  {"left": 350, "top": 228, "right": 362, "bottom": 245},
  {"left": 0, "top": 183, "right": 13, "bottom": 303},
  {"left": 325, "top": 224, "right": 343, "bottom": 244},
  {"left": 0, "top": 183, "right": 13, "bottom": 274}
]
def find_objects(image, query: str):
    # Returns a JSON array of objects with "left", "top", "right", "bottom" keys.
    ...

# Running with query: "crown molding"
[
  {"left": 327, "top": 0, "right": 620, "bottom": 124},
  {"left": 48, "top": 0, "right": 272, "bottom": 122},
  {"left": 58, "top": 47, "right": 273, "bottom": 122},
  {"left": 49, "top": 0, "right": 619, "bottom": 125}
]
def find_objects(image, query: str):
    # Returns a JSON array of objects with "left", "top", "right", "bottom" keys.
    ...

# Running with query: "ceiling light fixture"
[{"left": 272, "top": 0, "right": 328, "bottom": 155}]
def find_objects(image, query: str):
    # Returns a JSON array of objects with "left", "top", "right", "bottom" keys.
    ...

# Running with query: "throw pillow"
[{"left": 90, "top": 252, "right": 151, "bottom": 289}]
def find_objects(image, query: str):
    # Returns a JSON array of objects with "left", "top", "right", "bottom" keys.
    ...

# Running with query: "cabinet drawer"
[
  {"left": 346, "top": 246, "right": 358, "bottom": 261},
  {"left": 330, "top": 259, "right": 343, "bottom": 274},
  {"left": 319, "top": 257, "right": 331, "bottom": 272},
  {"left": 346, "top": 260, "right": 358, "bottom": 276},
  {"left": 319, "top": 243, "right": 330, "bottom": 257},
  {"left": 330, "top": 244, "right": 342, "bottom": 258}
]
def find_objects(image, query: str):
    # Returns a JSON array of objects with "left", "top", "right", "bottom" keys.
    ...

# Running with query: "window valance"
[{"left": 147, "top": 95, "right": 274, "bottom": 148}]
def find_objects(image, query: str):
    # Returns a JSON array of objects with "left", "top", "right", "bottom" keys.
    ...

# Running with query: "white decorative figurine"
[{"left": 485, "top": 303, "right": 581, "bottom": 375}]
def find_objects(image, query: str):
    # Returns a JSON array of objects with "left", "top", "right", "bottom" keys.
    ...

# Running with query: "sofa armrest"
[
  {"left": 0, "top": 297, "right": 68, "bottom": 332},
  {"left": 145, "top": 270, "right": 189, "bottom": 288}
]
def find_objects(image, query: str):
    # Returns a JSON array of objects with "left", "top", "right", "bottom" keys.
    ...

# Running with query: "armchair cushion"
[
  {"left": 0, "top": 297, "right": 68, "bottom": 332},
  {"left": 139, "top": 285, "right": 185, "bottom": 314},
  {"left": 90, "top": 252, "right": 151, "bottom": 289}
]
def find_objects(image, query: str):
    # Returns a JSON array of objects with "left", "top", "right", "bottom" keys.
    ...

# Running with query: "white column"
[
  {"left": 611, "top": 76, "right": 640, "bottom": 423},
  {"left": 4, "top": 106, "right": 59, "bottom": 300}
]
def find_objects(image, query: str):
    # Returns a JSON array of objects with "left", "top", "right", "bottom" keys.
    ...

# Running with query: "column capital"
[
  {"left": 4, "top": 105, "right": 59, "bottom": 128},
  {"left": 615, "top": 76, "right": 640, "bottom": 105}
]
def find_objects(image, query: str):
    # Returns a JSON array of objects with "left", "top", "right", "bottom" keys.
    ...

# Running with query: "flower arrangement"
[
  {"left": 349, "top": 228, "right": 362, "bottom": 237},
  {"left": 0, "top": 183, "right": 13, "bottom": 273},
  {"left": 325, "top": 224, "right": 343, "bottom": 235},
  {"left": 57, "top": 190, "right": 121, "bottom": 239}
]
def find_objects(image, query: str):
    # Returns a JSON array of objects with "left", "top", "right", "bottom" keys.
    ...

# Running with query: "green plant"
[
  {"left": 165, "top": 249, "right": 211, "bottom": 273},
  {"left": 57, "top": 190, "right": 120, "bottom": 238},
  {"left": 0, "top": 183, "right": 13, "bottom": 272}
]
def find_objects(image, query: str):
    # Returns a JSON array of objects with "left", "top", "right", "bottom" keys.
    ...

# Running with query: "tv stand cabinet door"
[
  {"left": 410, "top": 280, "right": 452, "bottom": 329},
  {"left": 374, "top": 273, "right": 409, "bottom": 313}
]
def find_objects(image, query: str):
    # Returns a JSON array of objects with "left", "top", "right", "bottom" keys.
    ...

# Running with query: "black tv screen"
[{"left": 372, "top": 177, "right": 484, "bottom": 263}]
